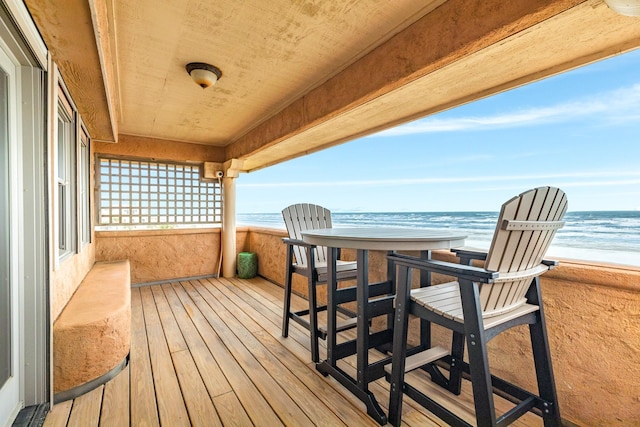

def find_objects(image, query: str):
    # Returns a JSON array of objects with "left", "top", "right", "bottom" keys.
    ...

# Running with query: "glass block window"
[{"left": 97, "top": 157, "right": 222, "bottom": 229}]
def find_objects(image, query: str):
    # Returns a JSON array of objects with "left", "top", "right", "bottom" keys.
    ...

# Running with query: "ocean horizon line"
[{"left": 240, "top": 209, "right": 640, "bottom": 214}]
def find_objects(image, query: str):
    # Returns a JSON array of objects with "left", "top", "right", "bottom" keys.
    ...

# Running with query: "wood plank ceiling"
[{"left": 24, "top": 0, "right": 640, "bottom": 172}]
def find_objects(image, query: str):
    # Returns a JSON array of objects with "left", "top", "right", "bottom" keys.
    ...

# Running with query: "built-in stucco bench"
[{"left": 53, "top": 260, "right": 131, "bottom": 402}]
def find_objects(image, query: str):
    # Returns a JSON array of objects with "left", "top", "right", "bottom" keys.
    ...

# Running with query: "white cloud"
[{"left": 373, "top": 84, "right": 640, "bottom": 137}]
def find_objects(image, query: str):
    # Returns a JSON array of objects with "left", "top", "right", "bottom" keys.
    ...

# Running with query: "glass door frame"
[
  {"left": 0, "top": 35, "right": 22, "bottom": 426},
  {"left": 0, "top": 2, "right": 49, "bottom": 424}
]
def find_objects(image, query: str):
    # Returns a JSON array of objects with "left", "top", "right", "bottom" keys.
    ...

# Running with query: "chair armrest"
[
  {"left": 451, "top": 247, "right": 488, "bottom": 262},
  {"left": 388, "top": 253, "right": 498, "bottom": 284},
  {"left": 282, "top": 237, "right": 344, "bottom": 259},
  {"left": 492, "top": 264, "right": 550, "bottom": 283},
  {"left": 282, "top": 237, "right": 315, "bottom": 248},
  {"left": 542, "top": 259, "right": 559, "bottom": 269}
]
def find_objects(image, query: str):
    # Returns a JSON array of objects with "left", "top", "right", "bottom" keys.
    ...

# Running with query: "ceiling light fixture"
[
  {"left": 186, "top": 62, "right": 222, "bottom": 89},
  {"left": 604, "top": 0, "right": 640, "bottom": 16}
]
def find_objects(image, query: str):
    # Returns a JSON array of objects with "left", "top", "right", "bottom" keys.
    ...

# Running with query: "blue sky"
[{"left": 237, "top": 49, "right": 640, "bottom": 213}]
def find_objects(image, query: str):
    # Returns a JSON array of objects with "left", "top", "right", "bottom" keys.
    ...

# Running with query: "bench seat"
[{"left": 53, "top": 260, "right": 131, "bottom": 398}]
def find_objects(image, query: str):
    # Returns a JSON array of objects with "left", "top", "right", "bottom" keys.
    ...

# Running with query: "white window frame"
[
  {"left": 55, "top": 86, "right": 76, "bottom": 260},
  {"left": 79, "top": 122, "right": 90, "bottom": 245}
]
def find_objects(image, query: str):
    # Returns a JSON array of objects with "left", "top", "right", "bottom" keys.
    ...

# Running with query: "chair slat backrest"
[
  {"left": 481, "top": 187, "right": 567, "bottom": 317},
  {"left": 282, "top": 203, "right": 332, "bottom": 268}
]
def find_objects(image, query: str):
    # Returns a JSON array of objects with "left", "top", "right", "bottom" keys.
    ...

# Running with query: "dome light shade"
[
  {"left": 605, "top": 0, "right": 640, "bottom": 16},
  {"left": 186, "top": 62, "right": 222, "bottom": 89}
]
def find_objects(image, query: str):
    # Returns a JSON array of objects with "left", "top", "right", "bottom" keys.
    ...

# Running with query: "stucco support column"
[{"left": 221, "top": 159, "right": 243, "bottom": 278}]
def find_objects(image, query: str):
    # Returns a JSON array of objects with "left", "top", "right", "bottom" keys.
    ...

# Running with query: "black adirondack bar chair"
[
  {"left": 281, "top": 203, "right": 358, "bottom": 363},
  {"left": 387, "top": 186, "right": 567, "bottom": 427}
]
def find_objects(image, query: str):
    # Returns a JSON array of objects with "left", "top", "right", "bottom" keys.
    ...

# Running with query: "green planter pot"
[{"left": 237, "top": 252, "right": 258, "bottom": 279}]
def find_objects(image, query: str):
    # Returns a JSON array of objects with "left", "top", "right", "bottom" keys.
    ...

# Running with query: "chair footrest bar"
[
  {"left": 465, "top": 362, "right": 550, "bottom": 415},
  {"left": 384, "top": 346, "right": 449, "bottom": 374},
  {"left": 291, "top": 308, "right": 310, "bottom": 316},
  {"left": 290, "top": 314, "right": 311, "bottom": 330},
  {"left": 405, "top": 382, "right": 472, "bottom": 427},
  {"left": 291, "top": 305, "right": 328, "bottom": 316},
  {"left": 336, "top": 305, "right": 357, "bottom": 318},
  {"left": 438, "top": 359, "right": 552, "bottom": 419},
  {"left": 334, "top": 281, "right": 393, "bottom": 305},
  {"left": 319, "top": 316, "right": 358, "bottom": 336},
  {"left": 496, "top": 396, "right": 537, "bottom": 427}
]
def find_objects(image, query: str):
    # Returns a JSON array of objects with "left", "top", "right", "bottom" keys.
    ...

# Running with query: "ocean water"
[{"left": 238, "top": 211, "right": 640, "bottom": 268}]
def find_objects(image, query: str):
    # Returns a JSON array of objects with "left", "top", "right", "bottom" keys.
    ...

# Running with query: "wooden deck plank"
[
  {"left": 248, "top": 277, "right": 289, "bottom": 303},
  {"left": 169, "top": 282, "right": 285, "bottom": 426},
  {"left": 171, "top": 349, "right": 223, "bottom": 427},
  {"left": 213, "top": 392, "right": 254, "bottom": 427},
  {"left": 199, "top": 279, "right": 264, "bottom": 333},
  {"left": 213, "top": 277, "right": 316, "bottom": 357},
  {"left": 150, "top": 285, "right": 188, "bottom": 353},
  {"left": 139, "top": 286, "right": 190, "bottom": 426},
  {"left": 161, "top": 283, "right": 232, "bottom": 398},
  {"left": 66, "top": 385, "right": 103, "bottom": 427},
  {"left": 129, "top": 288, "right": 160, "bottom": 427},
  {"left": 208, "top": 277, "right": 314, "bottom": 363},
  {"left": 99, "top": 364, "right": 129, "bottom": 427},
  {"left": 181, "top": 281, "right": 316, "bottom": 426},
  {"left": 153, "top": 281, "right": 226, "bottom": 423},
  {"left": 42, "top": 400, "right": 72, "bottom": 427},
  {"left": 195, "top": 279, "right": 353, "bottom": 426}
]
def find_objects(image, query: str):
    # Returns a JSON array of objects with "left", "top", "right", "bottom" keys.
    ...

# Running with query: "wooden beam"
[
  {"left": 24, "top": 0, "right": 116, "bottom": 142},
  {"left": 226, "top": 0, "right": 585, "bottom": 164},
  {"left": 88, "top": 0, "right": 120, "bottom": 142},
  {"left": 94, "top": 134, "right": 225, "bottom": 163}
]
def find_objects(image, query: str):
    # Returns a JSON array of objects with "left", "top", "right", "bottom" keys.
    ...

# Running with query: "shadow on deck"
[{"left": 43, "top": 277, "right": 542, "bottom": 426}]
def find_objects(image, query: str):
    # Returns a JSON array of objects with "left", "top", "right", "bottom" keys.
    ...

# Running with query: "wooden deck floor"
[{"left": 43, "top": 276, "right": 542, "bottom": 426}]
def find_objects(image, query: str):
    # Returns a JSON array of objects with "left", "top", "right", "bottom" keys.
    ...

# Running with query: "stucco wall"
[
  {"left": 95, "top": 228, "right": 221, "bottom": 284},
  {"left": 95, "top": 227, "right": 249, "bottom": 284},
  {"left": 245, "top": 225, "right": 640, "bottom": 427},
  {"left": 51, "top": 141, "right": 97, "bottom": 321},
  {"left": 51, "top": 245, "right": 96, "bottom": 321}
]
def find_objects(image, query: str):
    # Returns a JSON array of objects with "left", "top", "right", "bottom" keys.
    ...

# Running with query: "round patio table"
[{"left": 301, "top": 227, "right": 467, "bottom": 425}]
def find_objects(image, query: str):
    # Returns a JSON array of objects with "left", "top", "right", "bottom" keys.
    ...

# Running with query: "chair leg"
[
  {"left": 282, "top": 250, "right": 294, "bottom": 338},
  {"left": 281, "top": 278, "right": 292, "bottom": 338},
  {"left": 466, "top": 335, "right": 497, "bottom": 427},
  {"left": 528, "top": 279, "right": 562, "bottom": 426},
  {"left": 530, "top": 318, "right": 562, "bottom": 426},
  {"left": 459, "top": 280, "right": 497, "bottom": 427},
  {"left": 307, "top": 275, "right": 320, "bottom": 363},
  {"left": 388, "top": 265, "right": 412, "bottom": 427},
  {"left": 447, "top": 331, "right": 465, "bottom": 395}
]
